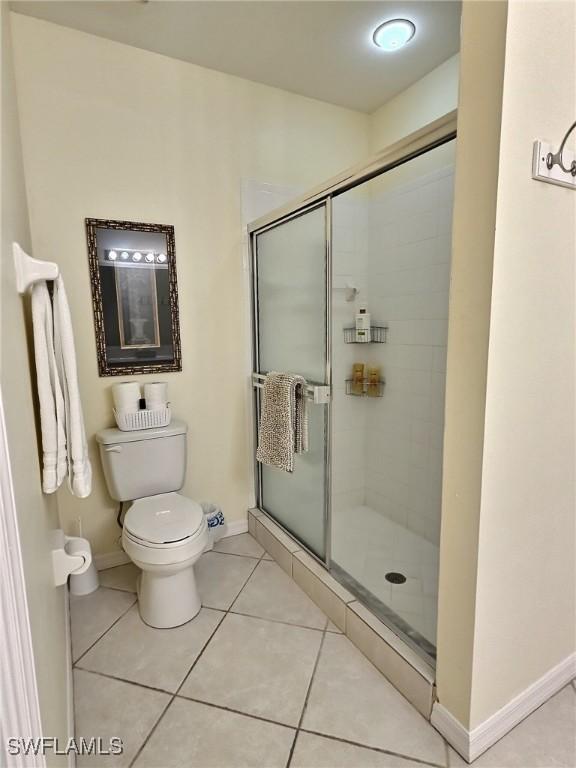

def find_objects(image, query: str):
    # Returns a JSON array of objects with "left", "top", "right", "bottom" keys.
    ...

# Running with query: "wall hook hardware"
[
  {"left": 546, "top": 120, "right": 576, "bottom": 176},
  {"left": 532, "top": 120, "right": 576, "bottom": 190}
]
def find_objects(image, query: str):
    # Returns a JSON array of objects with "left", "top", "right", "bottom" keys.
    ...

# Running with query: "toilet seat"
[
  {"left": 124, "top": 492, "right": 204, "bottom": 545},
  {"left": 122, "top": 492, "right": 208, "bottom": 569}
]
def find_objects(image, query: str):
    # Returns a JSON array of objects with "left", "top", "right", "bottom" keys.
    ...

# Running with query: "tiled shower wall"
[
  {"left": 331, "top": 164, "right": 455, "bottom": 546},
  {"left": 331, "top": 196, "right": 369, "bottom": 519},
  {"left": 364, "top": 166, "right": 454, "bottom": 544}
]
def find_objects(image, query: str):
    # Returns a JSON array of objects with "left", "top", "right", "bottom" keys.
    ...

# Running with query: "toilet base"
[{"left": 137, "top": 565, "right": 202, "bottom": 629}]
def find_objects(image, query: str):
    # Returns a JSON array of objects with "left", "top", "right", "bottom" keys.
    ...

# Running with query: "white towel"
[
  {"left": 31, "top": 282, "right": 67, "bottom": 493},
  {"left": 53, "top": 276, "right": 92, "bottom": 498}
]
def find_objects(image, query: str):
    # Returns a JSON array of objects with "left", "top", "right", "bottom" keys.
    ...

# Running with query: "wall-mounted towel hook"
[
  {"left": 532, "top": 120, "right": 576, "bottom": 190},
  {"left": 13, "top": 242, "right": 59, "bottom": 294},
  {"left": 546, "top": 120, "right": 576, "bottom": 177}
]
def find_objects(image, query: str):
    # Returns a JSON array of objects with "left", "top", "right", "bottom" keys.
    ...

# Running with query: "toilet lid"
[{"left": 125, "top": 493, "right": 204, "bottom": 544}]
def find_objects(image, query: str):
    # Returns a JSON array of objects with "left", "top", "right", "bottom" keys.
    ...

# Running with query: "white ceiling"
[{"left": 10, "top": 1, "right": 461, "bottom": 113}]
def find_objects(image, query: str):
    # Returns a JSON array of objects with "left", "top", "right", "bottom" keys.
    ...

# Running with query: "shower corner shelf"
[
  {"left": 345, "top": 378, "right": 385, "bottom": 398},
  {"left": 343, "top": 325, "right": 388, "bottom": 344}
]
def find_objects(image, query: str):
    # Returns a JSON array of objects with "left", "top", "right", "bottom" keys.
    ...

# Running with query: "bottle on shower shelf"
[
  {"left": 355, "top": 306, "right": 371, "bottom": 342},
  {"left": 367, "top": 366, "right": 381, "bottom": 397},
  {"left": 351, "top": 363, "right": 365, "bottom": 395}
]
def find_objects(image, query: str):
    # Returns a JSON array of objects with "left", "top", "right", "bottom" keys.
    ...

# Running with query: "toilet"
[{"left": 96, "top": 420, "right": 208, "bottom": 629}]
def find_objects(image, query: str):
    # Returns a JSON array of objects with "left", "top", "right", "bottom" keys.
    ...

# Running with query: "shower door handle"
[{"left": 251, "top": 373, "right": 330, "bottom": 404}]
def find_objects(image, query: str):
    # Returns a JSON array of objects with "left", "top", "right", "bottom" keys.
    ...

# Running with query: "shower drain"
[{"left": 385, "top": 572, "right": 406, "bottom": 584}]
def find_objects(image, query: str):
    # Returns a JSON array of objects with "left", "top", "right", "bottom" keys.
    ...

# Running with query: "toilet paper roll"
[
  {"left": 66, "top": 535, "right": 99, "bottom": 596},
  {"left": 144, "top": 381, "right": 168, "bottom": 410},
  {"left": 64, "top": 535, "right": 92, "bottom": 576},
  {"left": 112, "top": 382, "right": 141, "bottom": 414}
]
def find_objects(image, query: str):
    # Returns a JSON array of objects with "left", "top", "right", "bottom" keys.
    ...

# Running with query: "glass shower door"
[
  {"left": 330, "top": 139, "right": 456, "bottom": 662},
  {"left": 253, "top": 204, "right": 328, "bottom": 560}
]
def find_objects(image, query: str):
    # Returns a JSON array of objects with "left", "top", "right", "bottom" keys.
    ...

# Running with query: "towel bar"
[
  {"left": 13, "top": 242, "right": 59, "bottom": 294},
  {"left": 251, "top": 373, "right": 330, "bottom": 405}
]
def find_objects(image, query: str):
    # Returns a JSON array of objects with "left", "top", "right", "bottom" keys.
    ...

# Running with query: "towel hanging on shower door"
[{"left": 256, "top": 372, "right": 309, "bottom": 473}]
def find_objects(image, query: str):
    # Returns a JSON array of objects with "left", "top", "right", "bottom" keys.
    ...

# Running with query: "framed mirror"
[{"left": 85, "top": 218, "right": 182, "bottom": 376}]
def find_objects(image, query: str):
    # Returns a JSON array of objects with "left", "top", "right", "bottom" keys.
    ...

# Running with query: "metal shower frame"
[{"left": 248, "top": 110, "right": 458, "bottom": 573}]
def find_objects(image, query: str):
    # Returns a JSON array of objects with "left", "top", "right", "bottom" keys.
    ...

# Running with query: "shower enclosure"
[{"left": 249, "top": 117, "right": 456, "bottom": 664}]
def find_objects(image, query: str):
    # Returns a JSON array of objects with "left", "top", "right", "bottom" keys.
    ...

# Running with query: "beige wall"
[
  {"left": 370, "top": 53, "right": 459, "bottom": 153},
  {"left": 438, "top": 0, "right": 576, "bottom": 733},
  {"left": 1, "top": 6, "right": 69, "bottom": 761},
  {"left": 470, "top": 0, "right": 576, "bottom": 728},
  {"left": 436, "top": 0, "right": 508, "bottom": 729},
  {"left": 11, "top": 13, "right": 369, "bottom": 556}
]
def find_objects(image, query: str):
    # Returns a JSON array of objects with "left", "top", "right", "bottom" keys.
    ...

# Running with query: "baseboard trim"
[
  {"left": 94, "top": 518, "right": 249, "bottom": 571},
  {"left": 431, "top": 652, "right": 576, "bottom": 762},
  {"left": 222, "top": 519, "right": 249, "bottom": 537},
  {"left": 94, "top": 551, "right": 130, "bottom": 571},
  {"left": 430, "top": 702, "right": 471, "bottom": 762}
]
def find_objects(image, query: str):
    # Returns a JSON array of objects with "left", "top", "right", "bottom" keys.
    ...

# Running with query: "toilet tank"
[{"left": 96, "top": 420, "right": 187, "bottom": 501}]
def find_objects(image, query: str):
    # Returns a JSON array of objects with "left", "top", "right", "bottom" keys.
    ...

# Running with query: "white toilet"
[{"left": 96, "top": 420, "right": 208, "bottom": 629}]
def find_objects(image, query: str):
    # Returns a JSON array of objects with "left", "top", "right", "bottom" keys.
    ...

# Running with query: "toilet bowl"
[
  {"left": 122, "top": 492, "right": 208, "bottom": 628},
  {"left": 96, "top": 420, "right": 210, "bottom": 629}
]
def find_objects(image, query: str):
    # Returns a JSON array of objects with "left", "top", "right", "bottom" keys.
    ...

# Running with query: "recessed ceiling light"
[{"left": 372, "top": 19, "right": 416, "bottom": 51}]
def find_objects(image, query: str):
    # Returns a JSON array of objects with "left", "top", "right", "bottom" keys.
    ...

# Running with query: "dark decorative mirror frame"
[{"left": 85, "top": 218, "right": 182, "bottom": 376}]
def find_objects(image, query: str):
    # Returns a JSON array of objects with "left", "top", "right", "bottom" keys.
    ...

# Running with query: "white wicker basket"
[{"left": 114, "top": 406, "right": 171, "bottom": 432}]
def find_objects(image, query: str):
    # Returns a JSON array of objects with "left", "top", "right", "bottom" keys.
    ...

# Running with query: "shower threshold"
[
  {"left": 248, "top": 508, "right": 436, "bottom": 720},
  {"left": 329, "top": 561, "right": 436, "bottom": 664}
]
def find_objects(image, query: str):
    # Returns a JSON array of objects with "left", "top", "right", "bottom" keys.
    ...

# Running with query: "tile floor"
[{"left": 71, "top": 533, "right": 576, "bottom": 768}]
